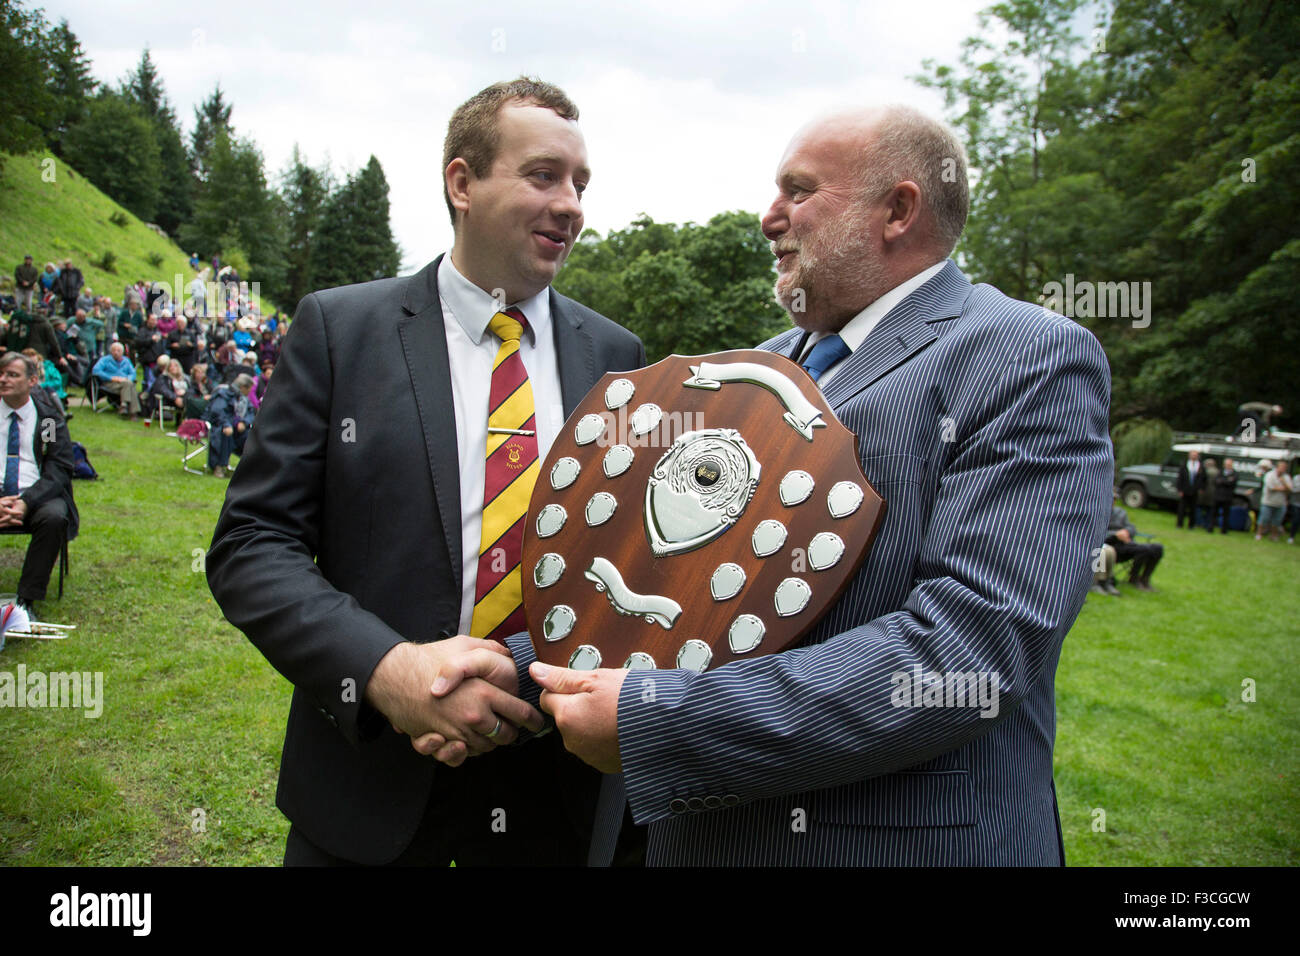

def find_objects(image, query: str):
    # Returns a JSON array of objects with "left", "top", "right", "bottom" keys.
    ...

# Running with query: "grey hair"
[
  {"left": 0, "top": 352, "right": 40, "bottom": 379},
  {"left": 233, "top": 373, "right": 255, "bottom": 390},
  {"left": 859, "top": 105, "right": 970, "bottom": 256}
]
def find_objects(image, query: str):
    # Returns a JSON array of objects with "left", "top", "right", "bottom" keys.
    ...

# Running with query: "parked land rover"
[{"left": 1117, "top": 432, "right": 1299, "bottom": 512}]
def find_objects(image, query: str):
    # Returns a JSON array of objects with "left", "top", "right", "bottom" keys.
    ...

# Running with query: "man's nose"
[
  {"left": 761, "top": 197, "right": 787, "bottom": 242},
  {"left": 551, "top": 179, "right": 584, "bottom": 221}
]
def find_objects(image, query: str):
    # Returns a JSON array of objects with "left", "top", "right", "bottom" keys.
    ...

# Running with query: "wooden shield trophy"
[{"left": 522, "top": 349, "right": 884, "bottom": 672}]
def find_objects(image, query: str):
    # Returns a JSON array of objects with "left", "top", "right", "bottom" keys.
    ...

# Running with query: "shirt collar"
[
  {"left": 2, "top": 397, "right": 36, "bottom": 423},
  {"left": 831, "top": 259, "right": 948, "bottom": 354},
  {"left": 437, "top": 254, "right": 551, "bottom": 347}
]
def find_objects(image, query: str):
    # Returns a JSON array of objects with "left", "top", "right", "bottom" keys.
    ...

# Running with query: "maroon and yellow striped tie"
[{"left": 470, "top": 308, "right": 540, "bottom": 640}]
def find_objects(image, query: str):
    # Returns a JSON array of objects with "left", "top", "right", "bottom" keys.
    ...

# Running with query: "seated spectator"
[
  {"left": 1089, "top": 543, "right": 1120, "bottom": 597},
  {"left": 224, "top": 350, "right": 257, "bottom": 385},
  {"left": 1256, "top": 460, "right": 1292, "bottom": 542},
  {"left": 157, "top": 308, "right": 178, "bottom": 336},
  {"left": 72, "top": 308, "right": 102, "bottom": 367},
  {"left": 134, "top": 313, "right": 167, "bottom": 387},
  {"left": 185, "top": 362, "right": 215, "bottom": 419},
  {"left": 232, "top": 317, "right": 255, "bottom": 352},
  {"left": 75, "top": 287, "right": 94, "bottom": 315},
  {"left": 53, "top": 318, "right": 87, "bottom": 388},
  {"left": 91, "top": 342, "right": 141, "bottom": 420},
  {"left": 256, "top": 328, "right": 279, "bottom": 368},
  {"left": 166, "top": 316, "right": 198, "bottom": 373},
  {"left": 1105, "top": 504, "right": 1163, "bottom": 592},
  {"left": 254, "top": 362, "right": 273, "bottom": 405},
  {"left": 21, "top": 347, "right": 67, "bottom": 418},
  {"left": 204, "top": 374, "right": 255, "bottom": 478},
  {"left": 0, "top": 351, "right": 79, "bottom": 623},
  {"left": 117, "top": 293, "right": 146, "bottom": 351},
  {"left": 16, "top": 309, "right": 69, "bottom": 384},
  {"left": 144, "top": 358, "right": 188, "bottom": 420},
  {"left": 213, "top": 338, "right": 238, "bottom": 376}
]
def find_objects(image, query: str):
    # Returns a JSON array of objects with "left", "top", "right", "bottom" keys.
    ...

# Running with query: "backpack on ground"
[{"left": 71, "top": 441, "right": 98, "bottom": 479}]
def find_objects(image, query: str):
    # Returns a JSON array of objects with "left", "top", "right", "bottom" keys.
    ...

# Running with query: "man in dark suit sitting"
[
  {"left": 206, "top": 78, "right": 644, "bottom": 866},
  {"left": 0, "top": 351, "right": 78, "bottom": 621}
]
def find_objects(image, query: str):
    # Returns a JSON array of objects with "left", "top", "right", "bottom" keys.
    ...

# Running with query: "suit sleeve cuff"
[
  {"left": 504, "top": 630, "right": 554, "bottom": 739},
  {"left": 617, "top": 668, "right": 710, "bottom": 825}
]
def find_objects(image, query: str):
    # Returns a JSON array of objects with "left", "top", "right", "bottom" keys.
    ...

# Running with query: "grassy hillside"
[{"left": 0, "top": 152, "right": 200, "bottom": 306}]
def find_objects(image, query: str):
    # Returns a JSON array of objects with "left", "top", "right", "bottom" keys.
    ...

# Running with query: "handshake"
[{"left": 364, "top": 635, "right": 626, "bottom": 773}]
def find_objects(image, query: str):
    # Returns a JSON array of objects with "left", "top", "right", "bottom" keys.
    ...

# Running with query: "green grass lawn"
[{"left": 0, "top": 400, "right": 1295, "bottom": 865}]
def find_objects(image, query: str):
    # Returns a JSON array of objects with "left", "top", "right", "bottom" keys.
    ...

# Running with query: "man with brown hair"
[{"left": 207, "top": 77, "right": 644, "bottom": 866}]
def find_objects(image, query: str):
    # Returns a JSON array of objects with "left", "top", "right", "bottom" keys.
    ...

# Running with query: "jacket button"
[
  {"left": 686, "top": 797, "right": 705, "bottom": 812},
  {"left": 669, "top": 798, "right": 687, "bottom": 814},
  {"left": 704, "top": 795, "right": 723, "bottom": 809}
]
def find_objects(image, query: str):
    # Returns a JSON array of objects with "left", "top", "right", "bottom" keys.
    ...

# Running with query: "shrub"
[
  {"left": 108, "top": 211, "right": 129, "bottom": 228},
  {"left": 1112, "top": 418, "right": 1174, "bottom": 471},
  {"left": 91, "top": 250, "right": 118, "bottom": 273},
  {"left": 146, "top": 252, "right": 164, "bottom": 269}
]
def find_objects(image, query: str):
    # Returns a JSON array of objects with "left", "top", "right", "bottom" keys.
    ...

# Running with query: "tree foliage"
[
  {"left": 62, "top": 91, "right": 162, "bottom": 221},
  {"left": 554, "top": 211, "right": 789, "bottom": 362},
  {"left": 312, "top": 155, "right": 400, "bottom": 290},
  {"left": 918, "top": 0, "right": 1299, "bottom": 431}
]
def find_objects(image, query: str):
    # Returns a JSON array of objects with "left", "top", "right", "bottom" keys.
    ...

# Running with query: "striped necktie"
[{"left": 470, "top": 308, "right": 540, "bottom": 640}]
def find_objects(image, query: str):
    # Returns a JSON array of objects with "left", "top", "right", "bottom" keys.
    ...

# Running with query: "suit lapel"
[
  {"left": 820, "top": 260, "right": 973, "bottom": 410},
  {"left": 397, "top": 255, "right": 462, "bottom": 598},
  {"left": 549, "top": 290, "right": 598, "bottom": 416}
]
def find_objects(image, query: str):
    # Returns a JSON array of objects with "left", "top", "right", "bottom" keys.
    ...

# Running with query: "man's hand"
[
  {"left": 1115, "top": 528, "right": 1132, "bottom": 544},
  {"left": 0, "top": 496, "right": 25, "bottom": 529},
  {"left": 531, "top": 662, "right": 627, "bottom": 774},
  {"left": 365, "top": 637, "right": 544, "bottom": 765}
]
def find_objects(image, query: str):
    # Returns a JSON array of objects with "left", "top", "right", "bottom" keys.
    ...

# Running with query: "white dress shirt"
[
  {"left": 798, "top": 260, "right": 948, "bottom": 387},
  {"left": 437, "top": 255, "right": 566, "bottom": 635},
  {"left": 2, "top": 397, "right": 41, "bottom": 494}
]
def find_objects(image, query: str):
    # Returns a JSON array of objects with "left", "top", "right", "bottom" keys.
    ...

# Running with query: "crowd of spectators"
[{"left": 4, "top": 254, "right": 285, "bottom": 478}]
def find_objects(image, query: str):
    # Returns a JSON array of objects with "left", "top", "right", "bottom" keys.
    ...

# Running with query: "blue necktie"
[
  {"left": 5, "top": 411, "right": 20, "bottom": 496},
  {"left": 801, "top": 333, "right": 851, "bottom": 383}
]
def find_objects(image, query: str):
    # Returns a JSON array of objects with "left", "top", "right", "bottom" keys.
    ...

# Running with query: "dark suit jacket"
[
  {"left": 1176, "top": 461, "right": 1206, "bottom": 496},
  {"left": 18, "top": 388, "right": 80, "bottom": 539},
  {"left": 615, "top": 261, "right": 1113, "bottom": 865},
  {"left": 206, "top": 257, "right": 644, "bottom": 864}
]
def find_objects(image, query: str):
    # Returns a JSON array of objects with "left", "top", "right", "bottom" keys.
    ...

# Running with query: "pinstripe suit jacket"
[{"left": 616, "top": 259, "right": 1113, "bottom": 865}]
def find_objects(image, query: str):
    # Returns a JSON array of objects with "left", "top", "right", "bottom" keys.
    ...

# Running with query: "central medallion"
[{"left": 644, "top": 428, "right": 761, "bottom": 557}]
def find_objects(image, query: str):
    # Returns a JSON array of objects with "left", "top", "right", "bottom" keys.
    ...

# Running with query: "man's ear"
[
  {"left": 446, "top": 158, "right": 473, "bottom": 218},
  {"left": 881, "top": 181, "right": 923, "bottom": 244}
]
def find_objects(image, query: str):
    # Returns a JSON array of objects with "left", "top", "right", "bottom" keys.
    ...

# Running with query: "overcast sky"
[{"left": 44, "top": 0, "right": 989, "bottom": 274}]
